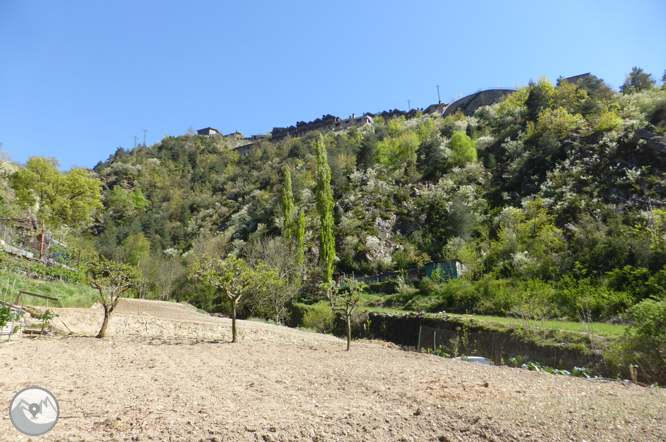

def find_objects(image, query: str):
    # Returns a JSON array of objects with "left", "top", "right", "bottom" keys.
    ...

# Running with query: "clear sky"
[{"left": 1, "top": 0, "right": 665, "bottom": 170}]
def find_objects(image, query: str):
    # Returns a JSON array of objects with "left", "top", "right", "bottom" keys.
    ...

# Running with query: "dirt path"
[{"left": 1, "top": 300, "right": 664, "bottom": 441}]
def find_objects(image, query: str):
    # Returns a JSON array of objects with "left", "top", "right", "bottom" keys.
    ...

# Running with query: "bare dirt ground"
[{"left": 1, "top": 299, "right": 665, "bottom": 441}]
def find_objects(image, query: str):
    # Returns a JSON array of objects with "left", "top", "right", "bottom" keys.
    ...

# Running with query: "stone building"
[
  {"left": 271, "top": 113, "right": 373, "bottom": 141},
  {"left": 224, "top": 131, "right": 243, "bottom": 140},
  {"left": 197, "top": 127, "right": 222, "bottom": 137}
]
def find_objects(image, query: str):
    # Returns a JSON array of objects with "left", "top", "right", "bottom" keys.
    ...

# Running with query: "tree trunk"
[
  {"left": 346, "top": 313, "right": 351, "bottom": 351},
  {"left": 231, "top": 299, "right": 237, "bottom": 343},
  {"left": 97, "top": 306, "right": 110, "bottom": 338}
]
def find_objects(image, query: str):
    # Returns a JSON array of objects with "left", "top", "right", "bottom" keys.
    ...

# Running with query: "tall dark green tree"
[
  {"left": 281, "top": 166, "right": 296, "bottom": 240},
  {"left": 357, "top": 132, "right": 377, "bottom": 170},
  {"left": 315, "top": 134, "right": 335, "bottom": 284},
  {"left": 620, "top": 67, "right": 656, "bottom": 94},
  {"left": 296, "top": 209, "right": 305, "bottom": 277}
]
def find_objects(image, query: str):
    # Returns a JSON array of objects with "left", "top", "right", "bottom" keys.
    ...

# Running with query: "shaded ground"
[{"left": 1, "top": 299, "right": 664, "bottom": 441}]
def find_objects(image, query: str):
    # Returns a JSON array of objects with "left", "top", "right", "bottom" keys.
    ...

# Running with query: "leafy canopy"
[
  {"left": 448, "top": 132, "right": 477, "bottom": 166},
  {"left": 85, "top": 256, "right": 141, "bottom": 303},
  {"left": 189, "top": 253, "right": 276, "bottom": 342},
  {"left": 85, "top": 255, "right": 141, "bottom": 338},
  {"left": 11, "top": 157, "right": 103, "bottom": 228}
]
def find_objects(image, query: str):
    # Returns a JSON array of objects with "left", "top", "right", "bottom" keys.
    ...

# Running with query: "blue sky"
[{"left": 1, "top": 0, "right": 665, "bottom": 170}]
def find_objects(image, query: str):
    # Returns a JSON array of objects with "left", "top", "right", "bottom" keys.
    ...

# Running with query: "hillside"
[
  {"left": 2, "top": 71, "right": 666, "bottom": 337},
  {"left": 77, "top": 74, "right": 665, "bottom": 313}
]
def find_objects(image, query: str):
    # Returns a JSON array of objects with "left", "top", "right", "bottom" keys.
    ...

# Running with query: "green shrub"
[
  {"left": 448, "top": 132, "right": 477, "bottom": 166},
  {"left": 625, "top": 298, "right": 666, "bottom": 340},
  {"left": 603, "top": 298, "right": 666, "bottom": 384},
  {"left": 301, "top": 302, "right": 335, "bottom": 333},
  {"left": 563, "top": 343, "right": 589, "bottom": 354},
  {"left": 595, "top": 110, "right": 623, "bottom": 133},
  {"left": 604, "top": 335, "right": 666, "bottom": 385},
  {"left": 413, "top": 274, "right": 632, "bottom": 320}
]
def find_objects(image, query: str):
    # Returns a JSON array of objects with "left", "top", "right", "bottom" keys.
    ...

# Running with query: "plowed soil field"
[{"left": 1, "top": 299, "right": 664, "bottom": 441}]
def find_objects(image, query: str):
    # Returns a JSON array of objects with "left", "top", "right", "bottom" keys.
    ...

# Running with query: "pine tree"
[
  {"left": 281, "top": 167, "right": 296, "bottom": 240},
  {"left": 620, "top": 67, "right": 655, "bottom": 94},
  {"left": 314, "top": 134, "right": 335, "bottom": 284}
]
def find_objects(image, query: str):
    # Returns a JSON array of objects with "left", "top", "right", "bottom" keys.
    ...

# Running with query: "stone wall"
[
  {"left": 366, "top": 312, "right": 605, "bottom": 373},
  {"left": 442, "top": 89, "right": 515, "bottom": 118}
]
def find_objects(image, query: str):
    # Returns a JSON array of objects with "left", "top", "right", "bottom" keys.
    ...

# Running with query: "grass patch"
[
  {"left": 0, "top": 269, "right": 98, "bottom": 308},
  {"left": 358, "top": 306, "right": 409, "bottom": 314},
  {"left": 295, "top": 326, "right": 320, "bottom": 334},
  {"left": 460, "top": 314, "right": 627, "bottom": 337},
  {"left": 356, "top": 302, "right": 626, "bottom": 338},
  {"left": 355, "top": 286, "right": 627, "bottom": 337},
  {"left": 175, "top": 300, "right": 209, "bottom": 315}
]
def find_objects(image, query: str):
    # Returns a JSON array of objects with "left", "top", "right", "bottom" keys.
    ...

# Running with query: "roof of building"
[
  {"left": 559, "top": 73, "right": 591, "bottom": 85},
  {"left": 197, "top": 127, "right": 221, "bottom": 134}
]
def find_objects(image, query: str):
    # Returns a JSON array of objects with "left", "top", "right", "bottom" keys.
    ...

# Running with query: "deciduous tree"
[
  {"left": 448, "top": 132, "right": 477, "bottom": 166},
  {"left": 116, "top": 232, "right": 151, "bottom": 267},
  {"left": 328, "top": 276, "right": 366, "bottom": 351},
  {"left": 11, "top": 157, "right": 103, "bottom": 228},
  {"left": 85, "top": 256, "right": 140, "bottom": 338},
  {"left": 244, "top": 237, "right": 298, "bottom": 324},
  {"left": 189, "top": 253, "right": 269, "bottom": 342}
]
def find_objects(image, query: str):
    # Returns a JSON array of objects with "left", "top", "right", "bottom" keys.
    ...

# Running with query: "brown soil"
[{"left": 1, "top": 299, "right": 665, "bottom": 441}]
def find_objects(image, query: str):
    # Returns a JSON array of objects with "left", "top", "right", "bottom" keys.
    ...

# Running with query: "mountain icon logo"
[{"left": 9, "top": 386, "right": 59, "bottom": 436}]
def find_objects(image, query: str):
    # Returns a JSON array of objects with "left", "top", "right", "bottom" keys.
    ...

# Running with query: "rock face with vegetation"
[{"left": 2, "top": 69, "right": 666, "bottom": 376}]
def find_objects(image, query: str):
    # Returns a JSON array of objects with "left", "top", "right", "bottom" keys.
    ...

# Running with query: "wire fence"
[{"left": 417, "top": 325, "right": 666, "bottom": 385}]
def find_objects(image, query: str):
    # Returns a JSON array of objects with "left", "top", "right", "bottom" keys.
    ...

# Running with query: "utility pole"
[
  {"left": 134, "top": 136, "right": 139, "bottom": 148},
  {"left": 143, "top": 129, "right": 148, "bottom": 147},
  {"left": 407, "top": 100, "right": 411, "bottom": 111},
  {"left": 436, "top": 85, "right": 441, "bottom": 104}
]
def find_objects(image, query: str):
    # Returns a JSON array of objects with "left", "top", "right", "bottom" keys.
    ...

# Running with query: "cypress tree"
[
  {"left": 281, "top": 166, "right": 296, "bottom": 240},
  {"left": 315, "top": 134, "right": 335, "bottom": 284},
  {"left": 296, "top": 209, "right": 305, "bottom": 278}
]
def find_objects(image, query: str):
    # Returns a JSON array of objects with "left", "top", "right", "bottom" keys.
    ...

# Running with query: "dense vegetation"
[{"left": 2, "top": 69, "right": 666, "bottom": 341}]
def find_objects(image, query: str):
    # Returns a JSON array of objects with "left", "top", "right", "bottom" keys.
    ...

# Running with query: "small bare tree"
[
  {"left": 142, "top": 256, "right": 185, "bottom": 300},
  {"left": 189, "top": 253, "right": 273, "bottom": 342},
  {"left": 85, "top": 256, "right": 140, "bottom": 338},
  {"left": 327, "top": 275, "right": 366, "bottom": 351}
]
